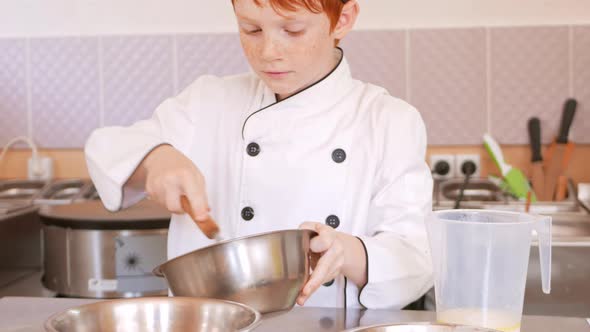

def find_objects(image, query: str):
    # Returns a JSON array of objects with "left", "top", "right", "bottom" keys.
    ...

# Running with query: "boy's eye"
[
  {"left": 240, "top": 25, "right": 262, "bottom": 34},
  {"left": 286, "top": 29, "right": 305, "bottom": 36}
]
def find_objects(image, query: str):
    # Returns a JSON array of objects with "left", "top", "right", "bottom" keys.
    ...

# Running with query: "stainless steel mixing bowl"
[
  {"left": 153, "top": 229, "right": 316, "bottom": 314},
  {"left": 342, "top": 323, "right": 500, "bottom": 332},
  {"left": 44, "top": 297, "right": 260, "bottom": 332}
]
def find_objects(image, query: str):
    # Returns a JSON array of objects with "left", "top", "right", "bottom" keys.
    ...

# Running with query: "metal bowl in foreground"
[
  {"left": 44, "top": 297, "right": 261, "bottom": 332},
  {"left": 342, "top": 322, "right": 500, "bottom": 332},
  {"left": 154, "top": 229, "right": 316, "bottom": 314}
]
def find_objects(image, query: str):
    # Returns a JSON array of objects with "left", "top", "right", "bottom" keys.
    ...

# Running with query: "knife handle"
[
  {"left": 528, "top": 117, "right": 542, "bottom": 162},
  {"left": 557, "top": 98, "right": 577, "bottom": 144}
]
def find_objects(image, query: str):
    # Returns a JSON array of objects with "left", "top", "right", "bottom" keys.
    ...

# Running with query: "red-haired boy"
[{"left": 86, "top": 0, "right": 433, "bottom": 309}]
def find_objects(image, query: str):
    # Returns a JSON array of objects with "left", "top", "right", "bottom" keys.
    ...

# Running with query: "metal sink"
[
  {"left": 35, "top": 179, "right": 91, "bottom": 205},
  {"left": 438, "top": 178, "right": 506, "bottom": 202},
  {"left": 434, "top": 177, "right": 590, "bottom": 240},
  {"left": 79, "top": 184, "right": 100, "bottom": 200},
  {"left": 0, "top": 179, "right": 47, "bottom": 201},
  {"left": 434, "top": 178, "right": 582, "bottom": 212},
  {"left": 0, "top": 179, "right": 97, "bottom": 206},
  {"left": 552, "top": 220, "right": 590, "bottom": 240},
  {"left": 525, "top": 244, "right": 590, "bottom": 317}
]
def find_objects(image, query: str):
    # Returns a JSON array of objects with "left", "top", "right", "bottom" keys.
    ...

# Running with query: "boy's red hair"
[{"left": 233, "top": 0, "right": 345, "bottom": 31}]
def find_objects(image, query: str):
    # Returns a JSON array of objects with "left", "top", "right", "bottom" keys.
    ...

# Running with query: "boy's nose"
[{"left": 260, "top": 35, "right": 283, "bottom": 61}]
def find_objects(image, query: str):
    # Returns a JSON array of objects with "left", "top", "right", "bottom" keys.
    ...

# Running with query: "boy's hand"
[
  {"left": 296, "top": 222, "right": 345, "bottom": 305},
  {"left": 142, "top": 145, "right": 210, "bottom": 221},
  {"left": 296, "top": 222, "right": 368, "bottom": 305}
]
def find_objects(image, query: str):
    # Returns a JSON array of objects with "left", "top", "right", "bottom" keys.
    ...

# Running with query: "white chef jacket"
[{"left": 85, "top": 48, "right": 434, "bottom": 309}]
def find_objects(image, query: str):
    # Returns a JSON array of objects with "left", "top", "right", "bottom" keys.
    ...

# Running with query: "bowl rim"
[
  {"left": 43, "top": 296, "right": 262, "bottom": 332},
  {"left": 341, "top": 321, "right": 501, "bottom": 332},
  {"left": 153, "top": 228, "right": 317, "bottom": 276}
]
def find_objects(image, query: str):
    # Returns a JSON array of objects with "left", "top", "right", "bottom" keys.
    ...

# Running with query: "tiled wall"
[{"left": 1, "top": 26, "right": 589, "bottom": 148}]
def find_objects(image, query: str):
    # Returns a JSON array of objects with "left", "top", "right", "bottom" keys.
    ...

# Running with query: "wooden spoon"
[{"left": 180, "top": 195, "right": 223, "bottom": 241}]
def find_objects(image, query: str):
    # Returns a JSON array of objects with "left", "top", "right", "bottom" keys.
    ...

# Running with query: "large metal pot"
[
  {"left": 40, "top": 200, "right": 171, "bottom": 298},
  {"left": 154, "top": 229, "right": 316, "bottom": 314},
  {"left": 44, "top": 297, "right": 261, "bottom": 332}
]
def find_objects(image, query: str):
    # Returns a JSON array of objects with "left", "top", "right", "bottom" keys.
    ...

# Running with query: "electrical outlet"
[
  {"left": 456, "top": 154, "right": 481, "bottom": 178},
  {"left": 430, "top": 154, "right": 455, "bottom": 180},
  {"left": 28, "top": 156, "right": 53, "bottom": 180}
]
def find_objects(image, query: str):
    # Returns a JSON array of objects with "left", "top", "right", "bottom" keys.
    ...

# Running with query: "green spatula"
[{"left": 483, "top": 134, "right": 536, "bottom": 202}]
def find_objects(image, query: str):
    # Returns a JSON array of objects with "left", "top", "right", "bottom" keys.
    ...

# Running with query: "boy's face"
[{"left": 234, "top": 0, "right": 339, "bottom": 100}]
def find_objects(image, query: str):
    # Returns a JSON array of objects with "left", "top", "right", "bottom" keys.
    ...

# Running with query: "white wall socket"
[
  {"left": 429, "top": 154, "right": 455, "bottom": 180},
  {"left": 456, "top": 154, "right": 481, "bottom": 178},
  {"left": 28, "top": 156, "right": 53, "bottom": 180}
]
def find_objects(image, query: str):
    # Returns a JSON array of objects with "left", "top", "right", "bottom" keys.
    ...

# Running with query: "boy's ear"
[{"left": 332, "top": 0, "right": 359, "bottom": 40}]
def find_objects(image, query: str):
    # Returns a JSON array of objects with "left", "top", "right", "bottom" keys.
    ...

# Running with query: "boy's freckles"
[{"left": 234, "top": 0, "right": 339, "bottom": 100}]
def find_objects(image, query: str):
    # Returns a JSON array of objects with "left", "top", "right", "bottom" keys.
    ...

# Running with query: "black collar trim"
[{"left": 241, "top": 47, "right": 345, "bottom": 139}]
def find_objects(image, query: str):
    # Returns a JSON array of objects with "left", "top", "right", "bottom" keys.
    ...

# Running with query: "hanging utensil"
[
  {"left": 528, "top": 117, "right": 545, "bottom": 200},
  {"left": 483, "top": 134, "right": 535, "bottom": 201},
  {"left": 543, "top": 98, "right": 577, "bottom": 201}
]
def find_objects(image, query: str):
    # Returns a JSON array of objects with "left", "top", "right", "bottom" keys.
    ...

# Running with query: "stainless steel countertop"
[
  {"left": 0, "top": 297, "right": 588, "bottom": 332},
  {"left": 0, "top": 205, "right": 37, "bottom": 222}
]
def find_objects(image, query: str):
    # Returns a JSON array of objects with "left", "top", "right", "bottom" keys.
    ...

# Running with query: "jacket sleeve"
[
  {"left": 84, "top": 78, "right": 204, "bottom": 211},
  {"left": 357, "top": 102, "right": 434, "bottom": 309}
]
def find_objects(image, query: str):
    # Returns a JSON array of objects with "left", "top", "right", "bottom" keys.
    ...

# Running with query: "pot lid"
[{"left": 39, "top": 199, "right": 170, "bottom": 230}]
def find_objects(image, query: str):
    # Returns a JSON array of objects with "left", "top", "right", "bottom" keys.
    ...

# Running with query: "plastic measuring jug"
[{"left": 426, "top": 210, "right": 551, "bottom": 332}]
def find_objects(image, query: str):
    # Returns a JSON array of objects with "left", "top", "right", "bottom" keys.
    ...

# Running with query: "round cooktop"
[{"left": 39, "top": 199, "right": 171, "bottom": 230}]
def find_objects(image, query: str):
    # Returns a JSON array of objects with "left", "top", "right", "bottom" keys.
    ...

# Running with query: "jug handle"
[{"left": 535, "top": 216, "right": 552, "bottom": 294}]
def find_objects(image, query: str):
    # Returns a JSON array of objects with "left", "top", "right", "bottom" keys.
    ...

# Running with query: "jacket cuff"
[
  {"left": 356, "top": 235, "right": 433, "bottom": 309},
  {"left": 355, "top": 236, "right": 369, "bottom": 309},
  {"left": 85, "top": 142, "right": 167, "bottom": 211}
]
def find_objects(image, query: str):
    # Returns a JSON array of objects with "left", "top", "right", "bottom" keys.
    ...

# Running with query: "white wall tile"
[
  {"left": 341, "top": 30, "right": 407, "bottom": 99},
  {"left": 0, "top": 39, "right": 28, "bottom": 146},
  {"left": 573, "top": 26, "right": 590, "bottom": 143},
  {"left": 410, "top": 28, "right": 487, "bottom": 145},
  {"left": 490, "top": 27, "right": 570, "bottom": 144},
  {"left": 30, "top": 37, "right": 100, "bottom": 148},
  {"left": 102, "top": 35, "right": 174, "bottom": 127},
  {"left": 177, "top": 33, "right": 249, "bottom": 92}
]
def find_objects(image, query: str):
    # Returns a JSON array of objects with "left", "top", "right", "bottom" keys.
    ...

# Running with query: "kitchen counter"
[
  {"left": 0, "top": 297, "right": 588, "bottom": 332},
  {"left": 0, "top": 205, "right": 37, "bottom": 222}
]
